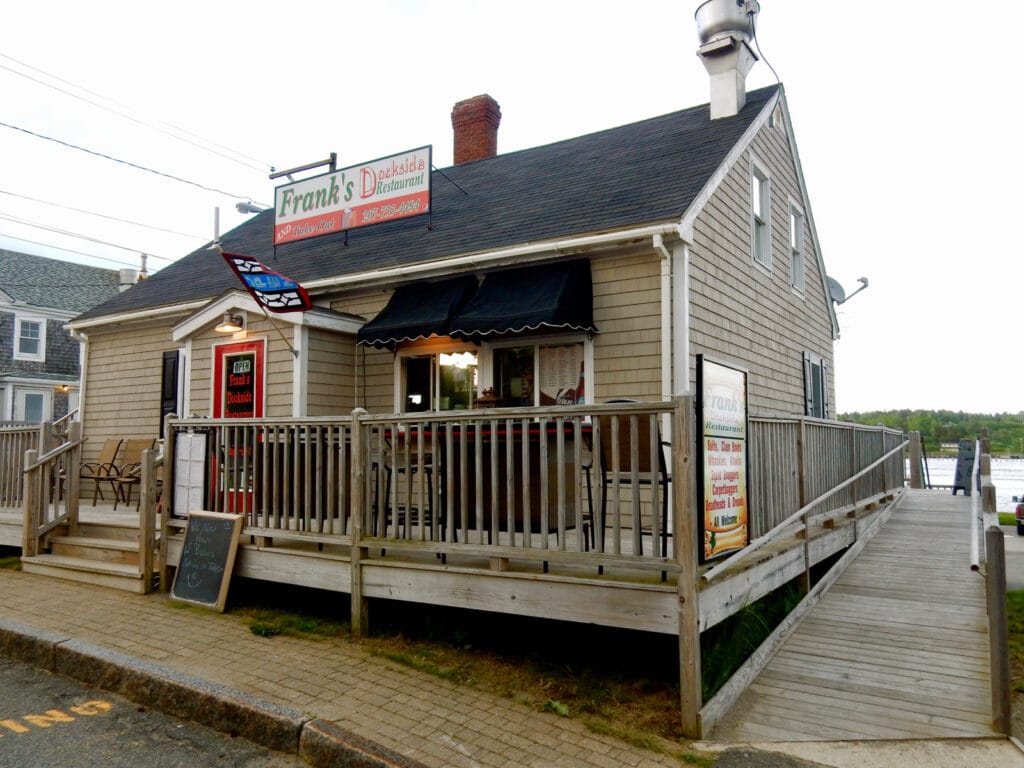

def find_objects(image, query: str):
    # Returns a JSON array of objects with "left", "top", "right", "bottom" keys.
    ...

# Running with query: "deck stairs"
[{"left": 20, "top": 519, "right": 156, "bottom": 594}]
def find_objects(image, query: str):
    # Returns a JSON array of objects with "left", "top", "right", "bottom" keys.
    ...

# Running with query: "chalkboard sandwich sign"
[{"left": 170, "top": 511, "right": 243, "bottom": 612}]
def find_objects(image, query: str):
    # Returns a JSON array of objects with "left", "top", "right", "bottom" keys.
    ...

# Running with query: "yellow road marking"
[{"left": 0, "top": 701, "right": 114, "bottom": 738}]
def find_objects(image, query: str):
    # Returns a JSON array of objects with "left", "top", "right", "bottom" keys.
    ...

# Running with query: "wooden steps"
[{"left": 18, "top": 519, "right": 155, "bottom": 594}]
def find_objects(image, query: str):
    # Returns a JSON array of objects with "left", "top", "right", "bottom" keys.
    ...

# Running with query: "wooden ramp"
[{"left": 712, "top": 489, "right": 996, "bottom": 742}]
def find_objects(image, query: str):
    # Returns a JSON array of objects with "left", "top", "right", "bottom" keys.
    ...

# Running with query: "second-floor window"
[
  {"left": 789, "top": 205, "right": 805, "bottom": 292},
  {"left": 14, "top": 317, "right": 45, "bottom": 362},
  {"left": 751, "top": 161, "right": 771, "bottom": 269}
]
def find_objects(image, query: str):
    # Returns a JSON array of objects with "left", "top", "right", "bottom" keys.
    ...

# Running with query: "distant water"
[{"left": 909, "top": 456, "right": 1024, "bottom": 512}]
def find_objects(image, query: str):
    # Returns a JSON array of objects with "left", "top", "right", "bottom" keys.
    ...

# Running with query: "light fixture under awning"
[
  {"left": 356, "top": 274, "right": 478, "bottom": 348},
  {"left": 450, "top": 259, "right": 596, "bottom": 338}
]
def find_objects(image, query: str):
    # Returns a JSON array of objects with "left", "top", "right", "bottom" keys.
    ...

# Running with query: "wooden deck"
[{"left": 711, "top": 488, "right": 995, "bottom": 742}]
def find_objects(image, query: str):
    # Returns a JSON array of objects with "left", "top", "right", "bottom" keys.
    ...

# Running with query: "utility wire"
[
  {"left": 0, "top": 232, "right": 147, "bottom": 270},
  {"left": 0, "top": 189, "right": 204, "bottom": 240},
  {"left": 0, "top": 119, "right": 270, "bottom": 204},
  {"left": 0, "top": 53, "right": 274, "bottom": 173},
  {"left": 0, "top": 212, "right": 174, "bottom": 262}
]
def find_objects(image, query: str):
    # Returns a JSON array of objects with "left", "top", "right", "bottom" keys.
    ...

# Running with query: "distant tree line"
[{"left": 838, "top": 410, "right": 1024, "bottom": 457}]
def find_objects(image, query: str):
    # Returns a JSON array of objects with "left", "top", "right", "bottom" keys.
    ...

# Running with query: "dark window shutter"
[{"left": 160, "top": 350, "right": 180, "bottom": 436}]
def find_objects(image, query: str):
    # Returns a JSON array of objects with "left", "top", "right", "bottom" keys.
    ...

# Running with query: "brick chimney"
[{"left": 451, "top": 94, "right": 501, "bottom": 165}]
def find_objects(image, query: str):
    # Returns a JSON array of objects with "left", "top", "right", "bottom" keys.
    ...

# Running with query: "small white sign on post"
[{"left": 174, "top": 432, "right": 207, "bottom": 519}]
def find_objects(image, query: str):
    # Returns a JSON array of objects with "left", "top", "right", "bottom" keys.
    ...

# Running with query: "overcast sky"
[{"left": 1, "top": 1, "right": 1019, "bottom": 415}]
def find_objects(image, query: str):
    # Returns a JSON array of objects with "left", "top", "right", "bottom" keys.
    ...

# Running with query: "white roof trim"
[{"left": 172, "top": 290, "right": 362, "bottom": 342}]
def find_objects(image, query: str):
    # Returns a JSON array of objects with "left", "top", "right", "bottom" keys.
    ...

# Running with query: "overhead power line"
[
  {"left": 0, "top": 120, "right": 270, "bottom": 204},
  {"left": 0, "top": 212, "right": 174, "bottom": 262},
  {"left": 0, "top": 189, "right": 205, "bottom": 240},
  {"left": 0, "top": 232, "right": 148, "bottom": 270},
  {"left": 0, "top": 53, "right": 275, "bottom": 174}
]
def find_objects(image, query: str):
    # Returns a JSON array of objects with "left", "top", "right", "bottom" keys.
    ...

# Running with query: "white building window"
[
  {"left": 14, "top": 316, "right": 46, "bottom": 362},
  {"left": 394, "top": 336, "right": 589, "bottom": 413},
  {"left": 751, "top": 161, "right": 771, "bottom": 269},
  {"left": 398, "top": 347, "right": 479, "bottom": 413},
  {"left": 789, "top": 204, "right": 805, "bottom": 292}
]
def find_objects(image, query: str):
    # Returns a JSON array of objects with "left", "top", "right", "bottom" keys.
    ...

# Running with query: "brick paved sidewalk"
[{"left": 0, "top": 570, "right": 687, "bottom": 767}]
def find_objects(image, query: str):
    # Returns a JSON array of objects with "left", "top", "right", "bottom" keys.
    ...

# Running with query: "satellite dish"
[
  {"left": 827, "top": 276, "right": 869, "bottom": 305},
  {"left": 826, "top": 276, "right": 846, "bottom": 304}
]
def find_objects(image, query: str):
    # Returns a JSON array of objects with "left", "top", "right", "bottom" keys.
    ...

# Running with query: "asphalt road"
[{"left": 0, "top": 657, "right": 306, "bottom": 767}]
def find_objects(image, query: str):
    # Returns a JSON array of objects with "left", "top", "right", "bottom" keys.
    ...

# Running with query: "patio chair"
[
  {"left": 112, "top": 438, "right": 157, "bottom": 510},
  {"left": 78, "top": 438, "right": 123, "bottom": 505},
  {"left": 585, "top": 402, "right": 671, "bottom": 571}
]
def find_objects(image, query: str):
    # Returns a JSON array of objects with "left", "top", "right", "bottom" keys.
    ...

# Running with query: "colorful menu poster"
[{"left": 698, "top": 356, "right": 749, "bottom": 562}]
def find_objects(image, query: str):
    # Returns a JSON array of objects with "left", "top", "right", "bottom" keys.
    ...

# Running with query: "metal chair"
[
  {"left": 112, "top": 438, "right": 157, "bottom": 510},
  {"left": 79, "top": 438, "right": 123, "bottom": 505}
]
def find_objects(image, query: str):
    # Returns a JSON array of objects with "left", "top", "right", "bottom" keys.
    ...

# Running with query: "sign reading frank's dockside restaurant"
[
  {"left": 697, "top": 355, "right": 749, "bottom": 563},
  {"left": 274, "top": 146, "right": 431, "bottom": 245}
]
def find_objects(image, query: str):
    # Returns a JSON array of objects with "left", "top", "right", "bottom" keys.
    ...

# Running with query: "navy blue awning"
[
  {"left": 357, "top": 274, "right": 478, "bottom": 348},
  {"left": 450, "top": 259, "right": 596, "bottom": 338}
]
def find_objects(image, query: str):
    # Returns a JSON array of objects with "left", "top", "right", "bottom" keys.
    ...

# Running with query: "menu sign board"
[
  {"left": 274, "top": 146, "right": 431, "bottom": 245},
  {"left": 697, "top": 355, "right": 749, "bottom": 563},
  {"left": 539, "top": 343, "right": 584, "bottom": 405}
]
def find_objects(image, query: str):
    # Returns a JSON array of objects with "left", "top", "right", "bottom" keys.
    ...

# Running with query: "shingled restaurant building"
[{"left": 68, "top": 83, "right": 835, "bottom": 459}]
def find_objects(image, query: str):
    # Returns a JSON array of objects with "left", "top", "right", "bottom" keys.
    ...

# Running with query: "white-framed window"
[
  {"left": 789, "top": 203, "right": 805, "bottom": 292},
  {"left": 14, "top": 316, "right": 46, "bottom": 362},
  {"left": 751, "top": 159, "right": 771, "bottom": 269},
  {"left": 393, "top": 335, "right": 591, "bottom": 413},
  {"left": 484, "top": 336, "right": 588, "bottom": 407},
  {"left": 14, "top": 388, "right": 51, "bottom": 423},
  {"left": 803, "top": 352, "right": 828, "bottom": 419},
  {"left": 396, "top": 341, "right": 480, "bottom": 413}
]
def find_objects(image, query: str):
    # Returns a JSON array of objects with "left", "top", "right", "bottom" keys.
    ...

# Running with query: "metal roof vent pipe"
[{"left": 695, "top": 0, "right": 760, "bottom": 120}]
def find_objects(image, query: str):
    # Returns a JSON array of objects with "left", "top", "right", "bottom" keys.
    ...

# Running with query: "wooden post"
[
  {"left": 158, "top": 417, "right": 176, "bottom": 592},
  {"left": 985, "top": 526, "right": 1011, "bottom": 735},
  {"left": 674, "top": 396, "right": 702, "bottom": 738},
  {"left": 139, "top": 449, "right": 156, "bottom": 594},
  {"left": 349, "top": 408, "right": 369, "bottom": 638},
  {"left": 21, "top": 448, "right": 39, "bottom": 557},
  {"left": 908, "top": 431, "right": 923, "bottom": 489},
  {"left": 67, "top": 421, "right": 81, "bottom": 531}
]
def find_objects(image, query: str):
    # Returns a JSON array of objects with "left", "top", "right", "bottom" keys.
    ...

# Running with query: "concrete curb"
[{"left": 0, "top": 617, "right": 429, "bottom": 768}]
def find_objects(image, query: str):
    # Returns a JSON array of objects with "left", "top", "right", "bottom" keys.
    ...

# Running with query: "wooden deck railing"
[
  {"left": 21, "top": 422, "right": 83, "bottom": 556},
  {"left": 746, "top": 415, "right": 904, "bottom": 538},
  {"left": 164, "top": 402, "right": 678, "bottom": 573},
  {"left": 161, "top": 406, "right": 905, "bottom": 574}
]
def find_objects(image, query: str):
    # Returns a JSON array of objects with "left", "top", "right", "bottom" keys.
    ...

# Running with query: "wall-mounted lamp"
[{"left": 215, "top": 312, "right": 246, "bottom": 333}]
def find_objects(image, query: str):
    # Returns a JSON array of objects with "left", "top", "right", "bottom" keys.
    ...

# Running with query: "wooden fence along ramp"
[{"left": 712, "top": 489, "right": 995, "bottom": 742}]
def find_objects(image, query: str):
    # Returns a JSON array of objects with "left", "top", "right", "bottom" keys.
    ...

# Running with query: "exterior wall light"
[{"left": 215, "top": 313, "right": 246, "bottom": 333}]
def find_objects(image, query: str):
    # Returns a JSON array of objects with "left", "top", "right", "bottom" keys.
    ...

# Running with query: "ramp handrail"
[{"left": 702, "top": 438, "right": 907, "bottom": 583}]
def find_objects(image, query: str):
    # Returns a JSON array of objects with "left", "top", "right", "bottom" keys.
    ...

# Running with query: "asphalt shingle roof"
[
  {"left": 0, "top": 249, "right": 124, "bottom": 313},
  {"left": 75, "top": 86, "right": 777, "bottom": 322}
]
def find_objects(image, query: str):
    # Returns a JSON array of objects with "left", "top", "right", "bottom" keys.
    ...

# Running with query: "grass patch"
[
  {"left": 700, "top": 580, "right": 802, "bottom": 701},
  {"left": 999, "top": 512, "right": 1017, "bottom": 527},
  {"left": 0, "top": 555, "right": 22, "bottom": 570},
  {"left": 164, "top": 579, "right": 716, "bottom": 760},
  {"left": 1008, "top": 590, "right": 1024, "bottom": 694}
]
